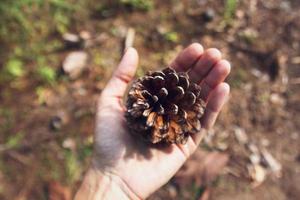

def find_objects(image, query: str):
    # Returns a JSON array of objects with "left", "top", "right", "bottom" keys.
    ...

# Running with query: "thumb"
[{"left": 101, "top": 47, "right": 139, "bottom": 99}]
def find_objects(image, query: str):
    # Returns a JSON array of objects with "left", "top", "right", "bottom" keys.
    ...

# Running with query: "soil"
[{"left": 0, "top": 0, "right": 299, "bottom": 199}]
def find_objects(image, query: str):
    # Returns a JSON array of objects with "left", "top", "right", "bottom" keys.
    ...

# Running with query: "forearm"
[{"left": 75, "top": 168, "right": 140, "bottom": 200}]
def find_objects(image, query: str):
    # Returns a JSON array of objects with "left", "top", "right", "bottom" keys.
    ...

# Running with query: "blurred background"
[{"left": 0, "top": 0, "right": 299, "bottom": 199}]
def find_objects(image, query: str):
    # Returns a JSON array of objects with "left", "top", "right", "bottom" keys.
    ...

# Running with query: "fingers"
[
  {"left": 191, "top": 83, "right": 230, "bottom": 146},
  {"left": 200, "top": 60, "right": 231, "bottom": 101},
  {"left": 188, "top": 48, "right": 222, "bottom": 83},
  {"left": 201, "top": 83, "right": 230, "bottom": 129},
  {"left": 170, "top": 43, "right": 203, "bottom": 72},
  {"left": 101, "top": 47, "right": 139, "bottom": 98}
]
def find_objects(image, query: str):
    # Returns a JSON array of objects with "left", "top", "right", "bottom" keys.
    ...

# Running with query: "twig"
[{"left": 124, "top": 27, "right": 136, "bottom": 51}]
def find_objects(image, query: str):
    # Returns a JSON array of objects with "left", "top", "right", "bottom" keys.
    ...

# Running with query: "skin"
[{"left": 75, "top": 43, "right": 231, "bottom": 199}]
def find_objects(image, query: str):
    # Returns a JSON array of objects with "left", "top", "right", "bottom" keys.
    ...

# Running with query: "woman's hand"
[{"left": 75, "top": 43, "right": 231, "bottom": 200}]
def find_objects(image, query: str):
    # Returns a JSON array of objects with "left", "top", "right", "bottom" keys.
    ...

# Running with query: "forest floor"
[{"left": 0, "top": 0, "right": 299, "bottom": 199}]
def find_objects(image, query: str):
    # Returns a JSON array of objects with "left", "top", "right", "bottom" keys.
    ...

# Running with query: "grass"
[
  {"left": 163, "top": 31, "right": 179, "bottom": 43},
  {"left": 0, "top": 108, "right": 14, "bottom": 135},
  {"left": 224, "top": 0, "right": 238, "bottom": 24},
  {"left": 120, "top": 0, "right": 154, "bottom": 11},
  {"left": 64, "top": 149, "right": 81, "bottom": 184},
  {"left": 3, "top": 58, "right": 25, "bottom": 79},
  {"left": 36, "top": 87, "right": 48, "bottom": 105},
  {"left": 0, "top": 0, "right": 80, "bottom": 86},
  {"left": 78, "top": 136, "right": 93, "bottom": 162},
  {"left": 36, "top": 66, "right": 57, "bottom": 84},
  {"left": 36, "top": 57, "right": 57, "bottom": 84},
  {"left": 5, "top": 132, "right": 24, "bottom": 149},
  {"left": 228, "top": 67, "right": 248, "bottom": 88},
  {"left": 0, "top": 0, "right": 76, "bottom": 43}
]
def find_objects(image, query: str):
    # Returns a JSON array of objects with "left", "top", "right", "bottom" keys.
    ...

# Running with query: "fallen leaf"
[{"left": 48, "top": 181, "right": 71, "bottom": 200}]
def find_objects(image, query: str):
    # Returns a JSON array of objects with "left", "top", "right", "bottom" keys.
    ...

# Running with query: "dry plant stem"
[{"left": 124, "top": 27, "right": 136, "bottom": 51}]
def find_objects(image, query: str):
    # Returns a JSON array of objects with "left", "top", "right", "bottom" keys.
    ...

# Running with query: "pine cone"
[{"left": 125, "top": 67, "right": 206, "bottom": 144}]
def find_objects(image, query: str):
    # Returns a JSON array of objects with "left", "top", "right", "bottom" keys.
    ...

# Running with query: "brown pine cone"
[{"left": 125, "top": 67, "right": 206, "bottom": 144}]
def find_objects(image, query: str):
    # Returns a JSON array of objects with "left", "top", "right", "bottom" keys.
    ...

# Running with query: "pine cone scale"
[
  {"left": 157, "top": 88, "right": 168, "bottom": 99},
  {"left": 146, "top": 112, "right": 157, "bottom": 127}
]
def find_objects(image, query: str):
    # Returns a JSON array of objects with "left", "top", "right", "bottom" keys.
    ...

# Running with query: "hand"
[{"left": 75, "top": 43, "right": 231, "bottom": 200}]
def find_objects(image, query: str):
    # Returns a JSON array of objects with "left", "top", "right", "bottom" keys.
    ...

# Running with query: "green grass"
[
  {"left": 224, "top": 0, "right": 238, "bottom": 24},
  {"left": 228, "top": 67, "right": 248, "bottom": 88},
  {"left": 36, "top": 87, "right": 47, "bottom": 105},
  {"left": 5, "top": 132, "right": 24, "bottom": 149},
  {"left": 78, "top": 137, "right": 93, "bottom": 162},
  {"left": 120, "top": 0, "right": 153, "bottom": 11},
  {"left": 64, "top": 149, "right": 81, "bottom": 184},
  {"left": 0, "top": 108, "right": 14, "bottom": 134},
  {"left": 36, "top": 66, "right": 57, "bottom": 84},
  {"left": 238, "top": 29, "right": 258, "bottom": 44},
  {"left": 36, "top": 56, "right": 57, "bottom": 84},
  {"left": 3, "top": 59, "right": 25, "bottom": 79},
  {"left": 0, "top": 0, "right": 81, "bottom": 85},
  {"left": 163, "top": 31, "right": 179, "bottom": 43},
  {"left": 0, "top": 0, "right": 76, "bottom": 43}
]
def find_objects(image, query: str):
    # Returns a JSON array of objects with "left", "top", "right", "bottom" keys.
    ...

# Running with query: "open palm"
[{"left": 92, "top": 43, "right": 231, "bottom": 199}]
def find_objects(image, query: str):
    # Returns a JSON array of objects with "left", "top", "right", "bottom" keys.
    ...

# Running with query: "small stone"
[
  {"left": 261, "top": 138, "right": 270, "bottom": 147},
  {"left": 49, "top": 112, "right": 69, "bottom": 131},
  {"left": 79, "top": 30, "right": 92, "bottom": 40},
  {"left": 233, "top": 126, "right": 248, "bottom": 145},
  {"left": 249, "top": 153, "right": 261, "bottom": 165},
  {"left": 291, "top": 132, "right": 298, "bottom": 140},
  {"left": 49, "top": 116, "right": 63, "bottom": 131},
  {"left": 63, "top": 33, "right": 83, "bottom": 49},
  {"left": 248, "top": 164, "right": 266, "bottom": 187},
  {"left": 269, "top": 93, "right": 285, "bottom": 106},
  {"left": 167, "top": 184, "right": 177, "bottom": 198},
  {"left": 280, "top": 1, "right": 291, "bottom": 12},
  {"left": 63, "top": 51, "right": 88, "bottom": 79},
  {"left": 202, "top": 8, "right": 215, "bottom": 22},
  {"left": 62, "top": 138, "right": 76, "bottom": 150}
]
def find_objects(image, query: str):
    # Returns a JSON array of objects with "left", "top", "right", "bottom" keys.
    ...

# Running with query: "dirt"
[{"left": 0, "top": 0, "right": 300, "bottom": 199}]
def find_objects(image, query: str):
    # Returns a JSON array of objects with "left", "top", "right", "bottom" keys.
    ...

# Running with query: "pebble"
[
  {"left": 62, "top": 51, "right": 88, "bottom": 79},
  {"left": 202, "top": 8, "right": 215, "bottom": 22},
  {"left": 49, "top": 116, "right": 63, "bottom": 131}
]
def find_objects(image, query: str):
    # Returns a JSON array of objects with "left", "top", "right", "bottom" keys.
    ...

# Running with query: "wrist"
[{"left": 75, "top": 167, "right": 141, "bottom": 200}]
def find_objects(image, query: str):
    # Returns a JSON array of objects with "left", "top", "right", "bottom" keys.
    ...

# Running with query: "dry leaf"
[{"left": 48, "top": 181, "right": 71, "bottom": 200}]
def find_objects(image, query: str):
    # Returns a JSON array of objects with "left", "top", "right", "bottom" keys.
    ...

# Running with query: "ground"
[{"left": 0, "top": 0, "right": 299, "bottom": 199}]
